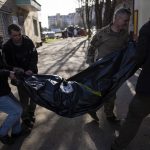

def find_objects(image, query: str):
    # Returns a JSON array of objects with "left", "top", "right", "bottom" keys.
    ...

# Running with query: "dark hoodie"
[
  {"left": 135, "top": 21, "right": 150, "bottom": 95},
  {"left": 2, "top": 35, "right": 38, "bottom": 73},
  {"left": 0, "top": 54, "right": 11, "bottom": 96}
]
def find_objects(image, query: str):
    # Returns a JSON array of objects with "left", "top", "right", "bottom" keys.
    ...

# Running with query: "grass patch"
[{"left": 45, "top": 38, "right": 59, "bottom": 43}]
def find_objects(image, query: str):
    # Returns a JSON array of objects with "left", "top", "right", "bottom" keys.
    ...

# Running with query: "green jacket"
[{"left": 87, "top": 24, "right": 129, "bottom": 63}]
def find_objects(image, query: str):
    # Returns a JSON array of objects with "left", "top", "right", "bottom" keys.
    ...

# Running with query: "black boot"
[
  {"left": 22, "top": 119, "right": 34, "bottom": 129},
  {"left": 0, "top": 135, "right": 14, "bottom": 145},
  {"left": 106, "top": 115, "right": 120, "bottom": 123},
  {"left": 12, "top": 128, "right": 31, "bottom": 138}
]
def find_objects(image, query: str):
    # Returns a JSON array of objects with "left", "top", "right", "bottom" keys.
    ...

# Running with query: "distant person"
[
  {"left": 74, "top": 28, "right": 78, "bottom": 37},
  {"left": 86, "top": 8, "right": 131, "bottom": 122},
  {"left": 62, "top": 29, "right": 68, "bottom": 38},
  {"left": 111, "top": 20, "right": 150, "bottom": 150},
  {"left": 2, "top": 24, "right": 38, "bottom": 130}
]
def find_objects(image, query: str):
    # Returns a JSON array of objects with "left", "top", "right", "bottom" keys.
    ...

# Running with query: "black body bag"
[{"left": 21, "top": 42, "right": 138, "bottom": 118}]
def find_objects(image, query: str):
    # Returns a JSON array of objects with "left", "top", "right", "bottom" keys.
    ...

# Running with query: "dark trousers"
[
  {"left": 112, "top": 94, "right": 150, "bottom": 150},
  {"left": 17, "top": 85, "right": 36, "bottom": 121},
  {"left": 104, "top": 95, "right": 116, "bottom": 117}
]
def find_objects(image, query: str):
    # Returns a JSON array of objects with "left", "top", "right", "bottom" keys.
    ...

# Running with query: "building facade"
[
  {"left": 48, "top": 13, "right": 77, "bottom": 30},
  {"left": 134, "top": 0, "right": 150, "bottom": 35},
  {"left": 48, "top": 8, "right": 86, "bottom": 31},
  {"left": 0, "top": 0, "right": 41, "bottom": 46},
  {"left": 120, "top": 0, "right": 150, "bottom": 36}
]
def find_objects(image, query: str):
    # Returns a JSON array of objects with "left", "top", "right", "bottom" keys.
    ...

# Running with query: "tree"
[
  {"left": 95, "top": 0, "right": 104, "bottom": 30},
  {"left": 78, "top": 0, "right": 94, "bottom": 38},
  {"left": 77, "top": 0, "right": 124, "bottom": 34},
  {"left": 77, "top": 0, "right": 86, "bottom": 30},
  {"left": 85, "top": 0, "right": 91, "bottom": 38},
  {"left": 103, "top": 0, "right": 116, "bottom": 26}
]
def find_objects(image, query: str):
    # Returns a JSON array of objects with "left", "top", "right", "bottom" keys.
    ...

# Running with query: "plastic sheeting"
[{"left": 22, "top": 42, "right": 138, "bottom": 118}]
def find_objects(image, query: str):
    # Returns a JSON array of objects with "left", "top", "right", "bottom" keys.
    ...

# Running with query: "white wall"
[
  {"left": 135, "top": 0, "right": 150, "bottom": 30},
  {"left": 24, "top": 11, "right": 41, "bottom": 45}
]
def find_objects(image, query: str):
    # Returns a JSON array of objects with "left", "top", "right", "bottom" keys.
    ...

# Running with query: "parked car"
[
  {"left": 55, "top": 32, "right": 62, "bottom": 39},
  {"left": 42, "top": 31, "right": 55, "bottom": 39},
  {"left": 47, "top": 31, "right": 55, "bottom": 39}
]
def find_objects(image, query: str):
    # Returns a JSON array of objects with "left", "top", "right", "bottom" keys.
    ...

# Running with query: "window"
[
  {"left": 33, "top": 19, "right": 39, "bottom": 36},
  {"left": 0, "top": 13, "right": 11, "bottom": 42},
  {"left": 133, "top": 10, "right": 138, "bottom": 37}
]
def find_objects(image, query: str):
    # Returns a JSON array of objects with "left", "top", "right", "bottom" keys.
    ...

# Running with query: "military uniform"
[
  {"left": 87, "top": 24, "right": 128, "bottom": 63},
  {"left": 87, "top": 24, "right": 129, "bottom": 118}
]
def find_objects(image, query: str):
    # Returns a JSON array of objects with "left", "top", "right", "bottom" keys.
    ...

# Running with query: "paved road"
[{"left": 0, "top": 37, "right": 150, "bottom": 150}]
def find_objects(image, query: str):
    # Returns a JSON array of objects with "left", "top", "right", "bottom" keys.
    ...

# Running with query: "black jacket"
[
  {"left": 135, "top": 21, "right": 150, "bottom": 95},
  {"left": 0, "top": 54, "right": 11, "bottom": 96},
  {"left": 2, "top": 35, "right": 38, "bottom": 73}
]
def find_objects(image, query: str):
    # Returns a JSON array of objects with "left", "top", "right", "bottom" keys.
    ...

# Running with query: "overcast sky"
[{"left": 37, "top": 0, "right": 79, "bottom": 28}]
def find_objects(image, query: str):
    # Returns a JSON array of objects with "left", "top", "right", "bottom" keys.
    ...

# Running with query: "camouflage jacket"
[{"left": 87, "top": 24, "right": 129, "bottom": 64}]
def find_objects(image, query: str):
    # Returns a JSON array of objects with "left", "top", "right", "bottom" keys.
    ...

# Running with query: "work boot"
[
  {"left": 111, "top": 146, "right": 125, "bottom": 150},
  {"left": 22, "top": 118, "right": 34, "bottom": 129},
  {"left": 88, "top": 111, "right": 99, "bottom": 122},
  {"left": 29, "top": 116, "right": 35, "bottom": 123},
  {"left": 106, "top": 115, "right": 120, "bottom": 123}
]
